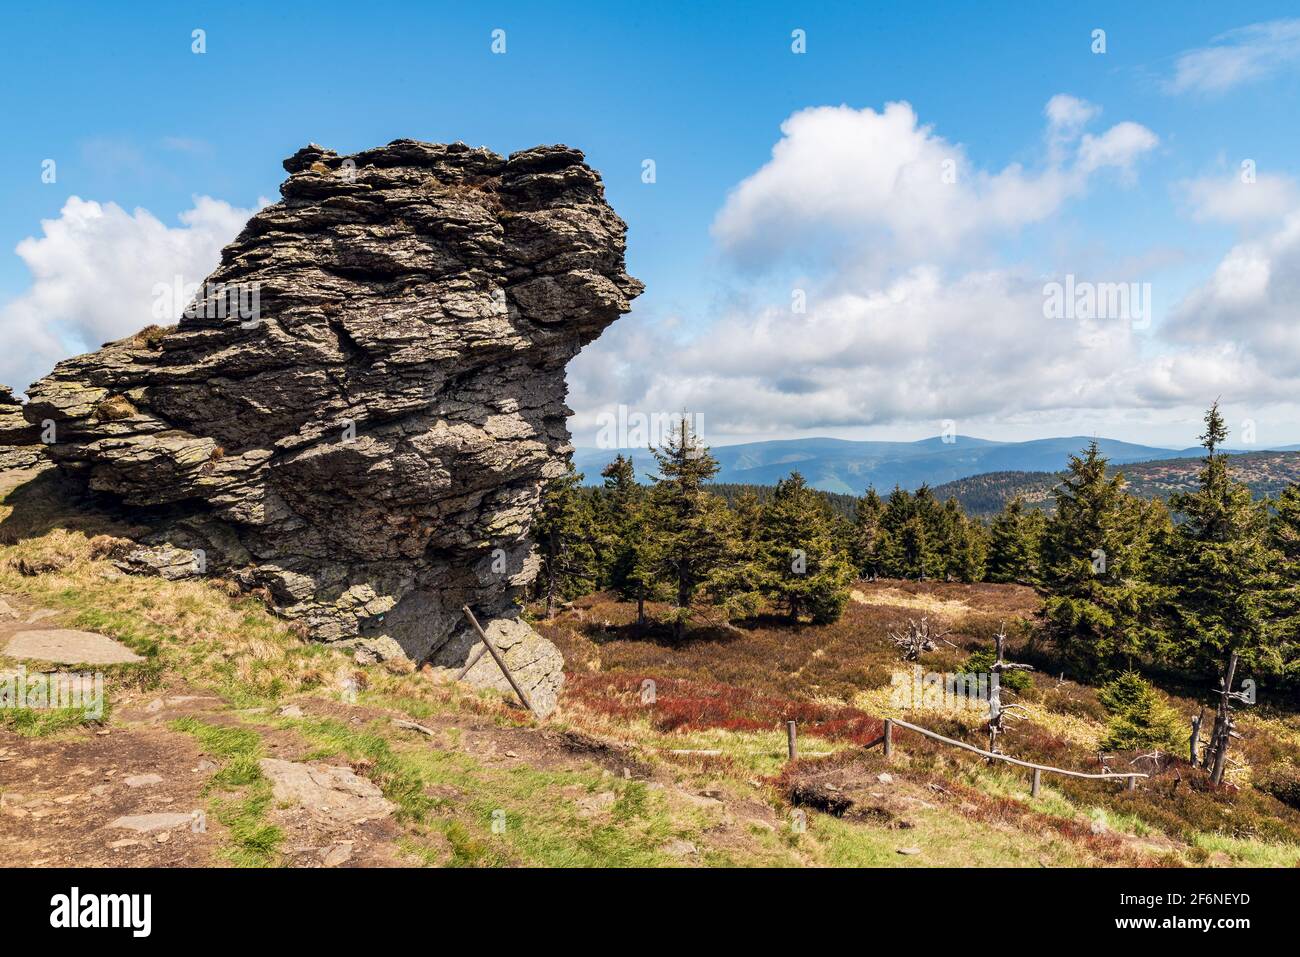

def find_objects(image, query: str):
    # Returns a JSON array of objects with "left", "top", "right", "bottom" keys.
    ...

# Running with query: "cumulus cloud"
[
  {"left": 1167, "top": 19, "right": 1300, "bottom": 95},
  {"left": 572, "top": 266, "right": 1194, "bottom": 440},
  {"left": 0, "top": 195, "right": 260, "bottom": 392},
  {"left": 1163, "top": 210, "right": 1300, "bottom": 384},
  {"left": 571, "top": 94, "right": 1300, "bottom": 442},
  {"left": 1179, "top": 171, "right": 1299, "bottom": 226},
  {"left": 1076, "top": 123, "right": 1159, "bottom": 177},
  {"left": 710, "top": 98, "right": 1157, "bottom": 268}
]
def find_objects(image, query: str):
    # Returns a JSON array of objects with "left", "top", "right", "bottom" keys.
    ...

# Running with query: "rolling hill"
[
  {"left": 572, "top": 435, "right": 1290, "bottom": 495},
  {"left": 931, "top": 450, "right": 1300, "bottom": 517}
]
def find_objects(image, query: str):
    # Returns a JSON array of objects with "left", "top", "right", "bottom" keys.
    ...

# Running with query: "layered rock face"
[
  {"left": 0, "top": 386, "right": 46, "bottom": 472},
  {"left": 23, "top": 140, "right": 642, "bottom": 715}
]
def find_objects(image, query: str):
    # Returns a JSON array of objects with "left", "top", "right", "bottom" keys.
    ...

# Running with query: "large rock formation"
[{"left": 23, "top": 139, "right": 642, "bottom": 716}]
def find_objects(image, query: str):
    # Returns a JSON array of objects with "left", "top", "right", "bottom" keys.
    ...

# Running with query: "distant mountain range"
[
  {"left": 931, "top": 451, "right": 1300, "bottom": 517},
  {"left": 571, "top": 435, "right": 1300, "bottom": 496}
]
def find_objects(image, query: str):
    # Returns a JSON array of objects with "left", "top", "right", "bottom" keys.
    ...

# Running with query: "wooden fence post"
[
  {"left": 883, "top": 719, "right": 893, "bottom": 759},
  {"left": 1031, "top": 768, "right": 1041, "bottom": 798},
  {"left": 460, "top": 605, "right": 535, "bottom": 716},
  {"left": 1126, "top": 775, "right": 1137, "bottom": 792},
  {"left": 787, "top": 721, "right": 797, "bottom": 762}
]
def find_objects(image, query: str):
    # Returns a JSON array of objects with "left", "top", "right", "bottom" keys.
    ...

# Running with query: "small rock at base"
[
  {"left": 320, "top": 842, "right": 353, "bottom": 867},
  {"left": 660, "top": 838, "right": 698, "bottom": 858}
]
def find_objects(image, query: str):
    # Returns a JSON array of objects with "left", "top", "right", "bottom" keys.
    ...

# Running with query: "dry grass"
[{"left": 126, "top": 323, "right": 172, "bottom": 350}]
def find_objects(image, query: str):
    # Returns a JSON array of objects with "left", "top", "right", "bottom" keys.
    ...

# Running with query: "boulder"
[
  {"left": 23, "top": 140, "right": 642, "bottom": 699},
  {"left": 429, "top": 615, "right": 564, "bottom": 717},
  {"left": 257, "top": 758, "right": 395, "bottom": 825}
]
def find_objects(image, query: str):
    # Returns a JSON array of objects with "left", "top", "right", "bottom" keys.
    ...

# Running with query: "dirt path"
[{"left": 1, "top": 654, "right": 794, "bottom": 867}]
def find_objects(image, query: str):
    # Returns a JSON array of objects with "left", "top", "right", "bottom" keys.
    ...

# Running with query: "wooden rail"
[{"left": 884, "top": 718, "right": 1145, "bottom": 791}]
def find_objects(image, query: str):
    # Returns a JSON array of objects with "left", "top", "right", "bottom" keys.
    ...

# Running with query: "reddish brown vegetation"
[
  {"left": 566, "top": 673, "right": 884, "bottom": 744},
  {"left": 542, "top": 580, "right": 1300, "bottom": 849}
]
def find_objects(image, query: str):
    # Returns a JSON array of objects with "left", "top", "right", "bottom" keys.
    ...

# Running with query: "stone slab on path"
[
  {"left": 3, "top": 629, "right": 143, "bottom": 665},
  {"left": 108, "top": 812, "right": 195, "bottom": 834},
  {"left": 258, "top": 758, "right": 395, "bottom": 825}
]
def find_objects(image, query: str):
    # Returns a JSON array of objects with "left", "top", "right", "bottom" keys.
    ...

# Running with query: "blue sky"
[{"left": 4, "top": 2, "right": 1300, "bottom": 448}]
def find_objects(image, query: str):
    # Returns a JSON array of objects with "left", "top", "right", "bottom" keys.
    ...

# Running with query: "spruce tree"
[
  {"left": 710, "top": 489, "right": 765, "bottom": 619},
  {"left": 987, "top": 497, "right": 1039, "bottom": 585},
  {"left": 850, "top": 488, "right": 886, "bottom": 580},
  {"left": 950, "top": 503, "right": 987, "bottom": 583},
  {"left": 533, "top": 462, "right": 597, "bottom": 617},
  {"left": 1269, "top": 484, "right": 1300, "bottom": 673},
  {"left": 1098, "top": 671, "right": 1184, "bottom": 752},
  {"left": 879, "top": 485, "right": 914, "bottom": 577},
  {"left": 645, "top": 418, "right": 734, "bottom": 641},
  {"left": 898, "top": 513, "right": 931, "bottom": 580},
  {"left": 1039, "top": 440, "right": 1161, "bottom": 676},
  {"left": 912, "top": 485, "right": 945, "bottom": 580},
  {"left": 597, "top": 454, "right": 639, "bottom": 593},
  {"left": 754, "top": 472, "right": 855, "bottom": 623},
  {"left": 595, "top": 454, "right": 664, "bottom": 626},
  {"left": 1166, "top": 403, "right": 1283, "bottom": 676}
]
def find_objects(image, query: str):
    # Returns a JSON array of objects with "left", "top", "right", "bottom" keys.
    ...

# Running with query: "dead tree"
[
  {"left": 888, "top": 617, "right": 955, "bottom": 662},
  {"left": 1130, "top": 750, "right": 1167, "bottom": 774},
  {"left": 1189, "top": 709, "right": 1203, "bottom": 766},
  {"left": 986, "top": 624, "right": 1034, "bottom": 755},
  {"left": 1203, "top": 652, "right": 1248, "bottom": 785}
]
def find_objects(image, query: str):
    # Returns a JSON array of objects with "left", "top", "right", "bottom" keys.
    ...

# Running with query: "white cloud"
[
  {"left": 710, "top": 98, "right": 1157, "bottom": 268},
  {"left": 1045, "top": 94, "right": 1100, "bottom": 132},
  {"left": 1167, "top": 19, "right": 1300, "bottom": 95},
  {"left": 0, "top": 195, "right": 260, "bottom": 392},
  {"left": 1163, "top": 210, "right": 1300, "bottom": 383},
  {"left": 1179, "top": 171, "right": 1299, "bottom": 226},
  {"left": 571, "top": 95, "right": 1300, "bottom": 443},
  {"left": 1076, "top": 122, "right": 1160, "bottom": 176},
  {"left": 572, "top": 267, "right": 1183, "bottom": 440}
]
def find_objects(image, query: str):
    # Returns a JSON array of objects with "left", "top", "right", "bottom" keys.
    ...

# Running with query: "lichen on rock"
[{"left": 22, "top": 139, "right": 643, "bottom": 716}]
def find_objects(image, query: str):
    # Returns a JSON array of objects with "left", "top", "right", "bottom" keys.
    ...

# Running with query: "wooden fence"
[
  {"left": 777, "top": 717, "right": 1146, "bottom": 796},
  {"left": 878, "top": 717, "right": 1147, "bottom": 795}
]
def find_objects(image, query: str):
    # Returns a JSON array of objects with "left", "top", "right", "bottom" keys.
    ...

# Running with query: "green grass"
[
  {"left": 170, "top": 716, "right": 283, "bottom": 866},
  {"left": 1193, "top": 831, "right": 1300, "bottom": 866},
  {"left": 813, "top": 801, "right": 1091, "bottom": 867},
  {"left": 0, "top": 657, "right": 120, "bottom": 737},
  {"left": 0, "top": 704, "right": 102, "bottom": 736},
  {"left": 280, "top": 713, "right": 694, "bottom": 867}
]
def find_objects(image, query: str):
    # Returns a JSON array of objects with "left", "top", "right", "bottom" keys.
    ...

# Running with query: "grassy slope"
[{"left": 2, "top": 468, "right": 1298, "bottom": 867}]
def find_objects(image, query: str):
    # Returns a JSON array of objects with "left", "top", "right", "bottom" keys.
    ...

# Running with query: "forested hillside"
[
  {"left": 544, "top": 405, "right": 1300, "bottom": 688},
  {"left": 933, "top": 451, "right": 1300, "bottom": 517}
]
